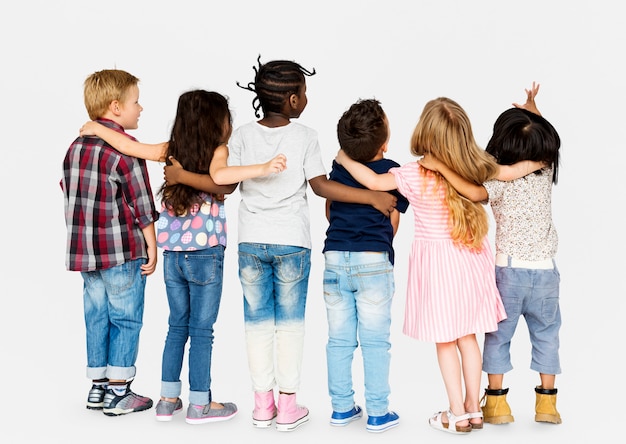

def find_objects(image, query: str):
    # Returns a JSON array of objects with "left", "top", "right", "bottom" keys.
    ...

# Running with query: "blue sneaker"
[
  {"left": 330, "top": 405, "right": 363, "bottom": 426},
  {"left": 366, "top": 411, "right": 399, "bottom": 433}
]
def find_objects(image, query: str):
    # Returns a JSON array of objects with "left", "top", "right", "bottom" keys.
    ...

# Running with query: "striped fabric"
[{"left": 390, "top": 163, "right": 506, "bottom": 343}]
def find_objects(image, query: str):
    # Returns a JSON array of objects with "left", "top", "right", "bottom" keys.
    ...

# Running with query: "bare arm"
[
  {"left": 309, "top": 175, "right": 397, "bottom": 217},
  {"left": 140, "top": 223, "right": 157, "bottom": 276},
  {"left": 390, "top": 209, "right": 400, "bottom": 237},
  {"left": 418, "top": 154, "right": 488, "bottom": 202},
  {"left": 497, "top": 161, "right": 546, "bottom": 181},
  {"left": 164, "top": 157, "right": 237, "bottom": 195},
  {"left": 209, "top": 145, "right": 287, "bottom": 185},
  {"left": 335, "top": 149, "right": 398, "bottom": 191},
  {"left": 80, "top": 121, "right": 168, "bottom": 161}
]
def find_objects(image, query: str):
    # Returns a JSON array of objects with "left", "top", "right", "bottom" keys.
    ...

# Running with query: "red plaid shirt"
[{"left": 61, "top": 119, "right": 158, "bottom": 272}]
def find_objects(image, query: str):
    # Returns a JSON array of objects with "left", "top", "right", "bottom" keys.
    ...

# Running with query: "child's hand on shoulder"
[
  {"left": 335, "top": 149, "right": 348, "bottom": 165},
  {"left": 79, "top": 121, "right": 102, "bottom": 137},
  {"left": 156, "top": 142, "right": 168, "bottom": 162},
  {"left": 418, "top": 153, "right": 441, "bottom": 172}
]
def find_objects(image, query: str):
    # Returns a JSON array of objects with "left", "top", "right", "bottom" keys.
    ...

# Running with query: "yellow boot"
[
  {"left": 534, "top": 386, "right": 562, "bottom": 424},
  {"left": 480, "top": 388, "right": 514, "bottom": 424}
]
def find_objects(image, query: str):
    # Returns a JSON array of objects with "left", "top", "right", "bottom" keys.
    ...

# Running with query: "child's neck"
[{"left": 259, "top": 112, "right": 291, "bottom": 128}]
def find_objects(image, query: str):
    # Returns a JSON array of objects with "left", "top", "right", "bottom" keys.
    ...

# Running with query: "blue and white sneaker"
[
  {"left": 366, "top": 411, "right": 399, "bottom": 433},
  {"left": 86, "top": 384, "right": 106, "bottom": 410},
  {"left": 330, "top": 405, "right": 363, "bottom": 426}
]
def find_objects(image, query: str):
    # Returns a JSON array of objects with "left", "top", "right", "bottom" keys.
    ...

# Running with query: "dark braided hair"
[{"left": 237, "top": 55, "right": 316, "bottom": 118}]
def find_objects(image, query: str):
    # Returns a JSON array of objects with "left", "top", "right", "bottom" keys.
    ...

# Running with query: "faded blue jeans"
[
  {"left": 238, "top": 243, "right": 311, "bottom": 393},
  {"left": 160, "top": 247, "right": 225, "bottom": 406},
  {"left": 81, "top": 258, "right": 146, "bottom": 381},
  {"left": 483, "top": 261, "right": 561, "bottom": 375},
  {"left": 323, "top": 251, "right": 395, "bottom": 417}
]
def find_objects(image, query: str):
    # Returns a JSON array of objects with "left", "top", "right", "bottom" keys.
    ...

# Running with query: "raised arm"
[
  {"left": 80, "top": 121, "right": 168, "bottom": 161},
  {"left": 512, "top": 81, "right": 541, "bottom": 116},
  {"left": 335, "top": 149, "right": 398, "bottom": 191},
  {"left": 418, "top": 154, "right": 488, "bottom": 202},
  {"left": 164, "top": 156, "right": 237, "bottom": 195},
  {"left": 209, "top": 145, "right": 287, "bottom": 185}
]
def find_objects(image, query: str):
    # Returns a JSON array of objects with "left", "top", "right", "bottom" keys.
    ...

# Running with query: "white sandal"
[
  {"left": 429, "top": 409, "right": 472, "bottom": 434},
  {"left": 468, "top": 411, "right": 483, "bottom": 429}
]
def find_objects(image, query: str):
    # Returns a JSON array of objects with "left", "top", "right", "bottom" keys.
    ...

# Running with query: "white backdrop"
[{"left": 2, "top": 1, "right": 623, "bottom": 443}]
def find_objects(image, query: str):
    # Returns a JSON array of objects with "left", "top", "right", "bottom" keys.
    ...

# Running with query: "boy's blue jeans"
[
  {"left": 160, "top": 247, "right": 225, "bottom": 406},
  {"left": 323, "top": 251, "right": 395, "bottom": 417},
  {"left": 238, "top": 243, "right": 311, "bottom": 393},
  {"left": 483, "top": 261, "right": 561, "bottom": 375},
  {"left": 81, "top": 258, "right": 146, "bottom": 381}
]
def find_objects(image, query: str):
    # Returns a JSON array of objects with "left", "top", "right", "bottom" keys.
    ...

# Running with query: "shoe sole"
[
  {"left": 156, "top": 410, "right": 182, "bottom": 422},
  {"left": 367, "top": 420, "right": 399, "bottom": 433},
  {"left": 276, "top": 415, "right": 309, "bottom": 432},
  {"left": 103, "top": 404, "right": 153, "bottom": 416},
  {"left": 253, "top": 417, "right": 275, "bottom": 428},
  {"left": 86, "top": 403, "right": 104, "bottom": 410},
  {"left": 186, "top": 412, "right": 237, "bottom": 424},
  {"left": 330, "top": 413, "right": 363, "bottom": 426},
  {"left": 484, "top": 415, "right": 514, "bottom": 424}
]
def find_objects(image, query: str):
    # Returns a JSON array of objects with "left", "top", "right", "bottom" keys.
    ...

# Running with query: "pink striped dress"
[{"left": 390, "top": 162, "right": 506, "bottom": 343}]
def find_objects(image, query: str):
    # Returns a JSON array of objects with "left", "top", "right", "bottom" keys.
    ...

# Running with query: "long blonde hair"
[{"left": 411, "top": 97, "right": 498, "bottom": 250}]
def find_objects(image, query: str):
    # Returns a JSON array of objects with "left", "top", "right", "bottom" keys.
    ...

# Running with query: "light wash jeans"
[
  {"left": 323, "top": 251, "right": 394, "bottom": 417},
  {"left": 483, "top": 261, "right": 561, "bottom": 375},
  {"left": 81, "top": 258, "right": 146, "bottom": 381},
  {"left": 160, "top": 247, "right": 225, "bottom": 406},
  {"left": 238, "top": 243, "right": 311, "bottom": 393}
]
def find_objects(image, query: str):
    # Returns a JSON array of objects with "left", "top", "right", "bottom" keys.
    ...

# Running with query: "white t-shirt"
[
  {"left": 483, "top": 166, "right": 557, "bottom": 260},
  {"left": 227, "top": 121, "right": 327, "bottom": 248}
]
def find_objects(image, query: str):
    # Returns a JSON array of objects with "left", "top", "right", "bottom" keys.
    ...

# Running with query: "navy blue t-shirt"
[{"left": 323, "top": 158, "right": 410, "bottom": 264}]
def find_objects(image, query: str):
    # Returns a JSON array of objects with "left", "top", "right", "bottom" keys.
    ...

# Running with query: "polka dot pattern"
[{"left": 157, "top": 194, "right": 227, "bottom": 251}]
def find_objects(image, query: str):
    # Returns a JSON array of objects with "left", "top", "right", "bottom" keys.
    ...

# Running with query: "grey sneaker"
[
  {"left": 156, "top": 398, "right": 183, "bottom": 422},
  {"left": 86, "top": 384, "right": 106, "bottom": 410},
  {"left": 186, "top": 402, "right": 238, "bottom": 424},
  {"left": 102, "top": 382, "right": 153, "bottom": 416}
]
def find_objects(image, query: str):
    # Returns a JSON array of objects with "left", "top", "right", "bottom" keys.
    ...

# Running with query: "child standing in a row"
[
  {"left": 337, "top": 97, "right": 537, "bottom": 434},
  {"left": 166, "top": 57, "right": 397, "bottom": 432},
  {"left": 80, "top": 90, "right": 286, "bottom": 424},
  {"left": 322, "top": 99, "right": 409, "bottom": 433},
  {"left": 420, "top": 84, "right": 563, "bottom": 425},
  {"left": 63, "top": 69, "right": 158, "bottom": 416}
]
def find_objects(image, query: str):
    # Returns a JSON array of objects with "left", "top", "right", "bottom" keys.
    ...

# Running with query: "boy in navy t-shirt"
[{"left": 323, "top": 99, "right": 409, "bottom": 433}]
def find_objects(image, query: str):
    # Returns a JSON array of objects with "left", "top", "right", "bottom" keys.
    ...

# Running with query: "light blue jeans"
[
  {"left": 323, "top": 251, "right": 394, "bottom": 417},
  {"left": 160, "top": 247, "right": 225, "bottom": 406},
  {"left": 238, "top": 243, "right": 311, "bottom": 393},
  {"left": 483, "top": 261, "right": 562, "bottom": 375},
  {"left": 81, "top": 258, "right": 146, "bottom": 381}
]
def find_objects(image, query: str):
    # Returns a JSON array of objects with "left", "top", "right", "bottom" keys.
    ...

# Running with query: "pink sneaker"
[
  {"left": 252, "top": 390, "right": 277, "bottom": 428},
  {"left": 276, "top": 393, "right": 309, "bottom": 432}
]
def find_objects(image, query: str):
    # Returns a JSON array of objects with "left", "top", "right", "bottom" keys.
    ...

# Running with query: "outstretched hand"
[
  {"left": 513, "top": 81, "right": 541, "bottom": 116},
  {"left": 164, "top": 156, "right": 184, "bottom": 185}
]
